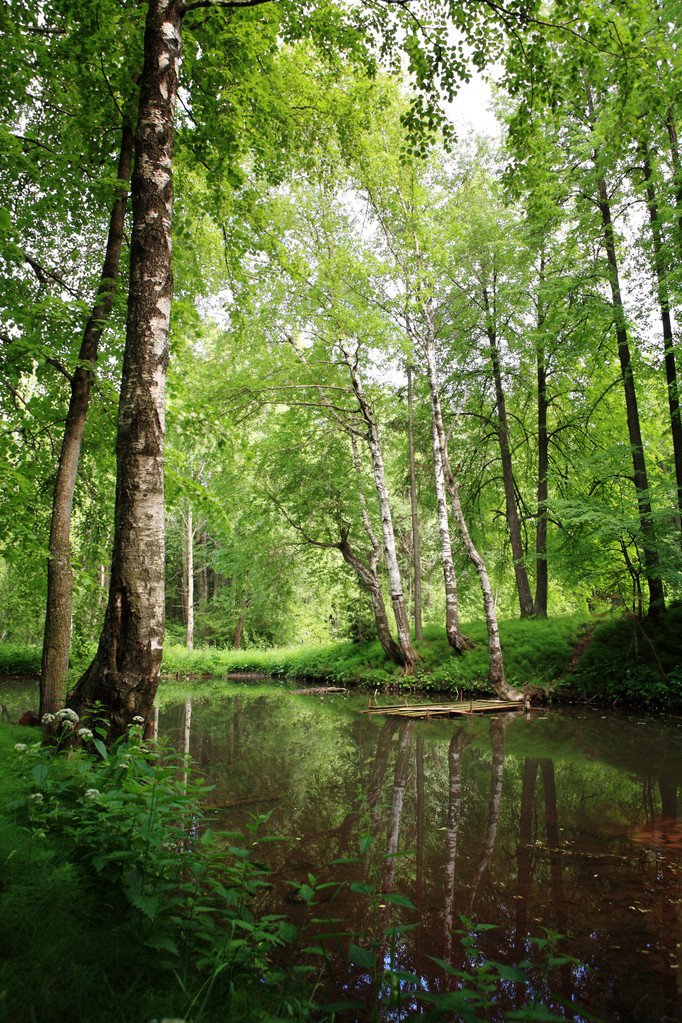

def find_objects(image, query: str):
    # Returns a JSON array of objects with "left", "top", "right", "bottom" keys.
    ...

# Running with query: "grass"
[
  {"left": 4, "top": 607, "right": 682, "bottom": 708},
  {"left": 160, "top": 615, "right": 589, "bottom": 696},
  {"left": 566, "top": 601, "right": 682, "bottom": 706}
]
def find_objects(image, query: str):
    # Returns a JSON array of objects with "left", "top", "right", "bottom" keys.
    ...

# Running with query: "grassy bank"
[
  {"left": 160, "top": 616, "right": 588, "bottom": 693},
  {"left": 3, "top": 607, "right": 682, "bottom": 708}
]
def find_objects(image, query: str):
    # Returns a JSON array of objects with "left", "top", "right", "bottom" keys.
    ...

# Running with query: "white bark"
[
  {"left": 186, "top": 505, "right": 194, "bottom": 651},
  {"left": 423, "top": 324, "right": 520, "bottom": 702},
  {"left": 338, "top": 337, "right": 418, "bottom": 668}
]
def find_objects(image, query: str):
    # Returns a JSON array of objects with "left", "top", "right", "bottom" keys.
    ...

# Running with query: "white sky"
[{"left": 444, "top": 72, "right": 501, "bottom": 139}]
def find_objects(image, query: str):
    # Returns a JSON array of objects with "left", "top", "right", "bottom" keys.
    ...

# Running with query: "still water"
[
  {"left": 3, "top": 678, "right": 681, "bottom": 1020},
  {"left": 156, "top": 683, "right": 682, "bottom": 1022}
]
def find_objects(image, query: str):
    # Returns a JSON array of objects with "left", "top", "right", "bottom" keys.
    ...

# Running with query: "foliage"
[
  {"left": 0, "top": 642, "right": 40, "bottom": 678},
  {"left": 1, "top": 718, "right": 315, "bottom": 1022}
]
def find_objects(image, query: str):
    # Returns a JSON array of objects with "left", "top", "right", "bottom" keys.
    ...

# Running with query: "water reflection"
[
  {"left": 151, "top": 691, "right": 682, "bottom": 1021},
  {"left": 4, "top": 676, "right": 679, "bottom": 1021}
]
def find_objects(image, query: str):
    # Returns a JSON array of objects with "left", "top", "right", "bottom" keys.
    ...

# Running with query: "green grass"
[
  {"left": 160, "top": 615, "right": 589, "bottom": 697},
  {"left": 4, "top": 607, "right": 682, "bottom": 709},
  {"left": 566, "top": 602, "right": 682, "bottom": 706}
]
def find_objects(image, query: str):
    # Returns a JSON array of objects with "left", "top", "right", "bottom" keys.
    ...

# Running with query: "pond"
[{"left": 4, "top": 678, "right": 682, "bottom": 1021}]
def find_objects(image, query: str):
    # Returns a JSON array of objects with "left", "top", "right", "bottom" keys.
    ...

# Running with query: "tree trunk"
[
  {"left": 482, "top": 293, "right": 535, "bottom": 617},
  {"left": 67, "top": 0, "right": 182, "bottom": 740},
  {"left": 424, "top": 331, "right": 518, "bottom": 698},
  {"left": 583, "top": 81, "right": 665, "bottom": 614},
  {"left": 338, "top": 337, "right": 418, "bottom": 670},
  {"left": 197, "top": 529, "right": 208, "bottom": 604},
  {"left": 593, "top": 188, "right": 665, "bottom": 611},
  {"left": 535, "top": 345, "right": 549, "bottom": 616},
  {"left": 233, "top": 609, "right": 246, "bottom": 650},
  {"left": 444, "top": 460, "right": 521, "bottom": 701},
  {"left": 40, "top": 122, "right": 133, "bottom": 719},
  {"left": 186, "top": 505, "right": 194, "bottom": 651},
  {"left": 423, "top": 332, "right": 472, "bottom": 652},
  {"left": 338, "top": 537, "right": 403, "bottom": 664},
  {"left": 407, "top": 365, "right": 423, "bottom": 639},
  {"left": 640, "top": 140, "right": 682, "bottom": 528}
]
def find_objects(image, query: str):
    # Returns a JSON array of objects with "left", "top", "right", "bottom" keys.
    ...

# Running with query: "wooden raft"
[
  {"left": 288, "top": 686, "right": 349, "bottom": 695},
  {"left": 362, "top": 698, "right": 526, "bottom": 719}
]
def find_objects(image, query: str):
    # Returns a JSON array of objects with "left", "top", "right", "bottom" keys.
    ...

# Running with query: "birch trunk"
[
  {"left": 186, "top": 505, "right": 194, "bottom": 651},
  {"left": 338, "top": 537, "right": 403, "bottom": 664},
  {"left": 347, "top": 433, "right": 404, "bottom": 663},
  {"left": 67, "top": 0, "right": 181, "bottom": 739},
  {"left": 338, "top": 338, "right": 418, "bottom": 670},
  {"left": 423, "top": 331, "right": 472, "bottom": 652},
  {"left": 40, "top": 122, "right": 133, "bottom": 718},
  {"left": 407, "top": 366, "right": 423, "bottom": 639},
  {"left": 444, "top": 456, "right": 522, "bottom": 701},
  {"left": 424, "top": 329, "right": 519, "bottom": 700}
]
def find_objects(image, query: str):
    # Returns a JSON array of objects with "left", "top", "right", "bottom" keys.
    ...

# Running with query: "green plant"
[{"left": 4, "top": 719, "right": 312, "bottom": 1022}]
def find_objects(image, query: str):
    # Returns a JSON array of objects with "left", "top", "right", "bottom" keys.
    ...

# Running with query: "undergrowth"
[
  {"left": 566, "top": 602, "right": 682, "bottom": 706},
  {"left": 0, "top": 719, "right": 316, "bottom": 1023}
]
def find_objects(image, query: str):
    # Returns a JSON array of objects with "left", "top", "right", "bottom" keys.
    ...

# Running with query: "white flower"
[
  {"left": 77, "top": 728, "right": 93, "bottom": 740},
  {"left": 14, "top": 743, "right": 27, "bottom": 752},
  {"left": 41, "top": 713, "right": 56, "bottom": 725},
  {"left": 29, "top": 792, "right": 43, "bottom": 803},
  {"left": 60, "top": 719, "right": 75, "bottom": 731},
  {"left": 55, "top": 708, "right": 79, "bottom": 724},
  {"left": 132, "top": 715, "right": 145, "bottom": 725},
  {"left": 84, "top": 788, "right": 100, "bottom": 800}
]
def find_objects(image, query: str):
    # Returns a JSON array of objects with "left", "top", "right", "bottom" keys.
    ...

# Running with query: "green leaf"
[
  {"left": 93, "top": 738, "right": 108, "bottom": 760},
  {"left": 350, "top": 881, "right": 373, "bottom": 895},
  {"left": 380, "top": 892, "right": 416, "bottom": 910},
  {"left": 31, "top": 763, "right": 49, "bottom": 787},
  {"left": 347, "top": 944, "right": 376, "bottom": 969},
  {"left": 145, "top": 933, "right": 179, "bottom": 956},
  {"left": 494, "top": 963, "right": 529, "bottom": 982}
]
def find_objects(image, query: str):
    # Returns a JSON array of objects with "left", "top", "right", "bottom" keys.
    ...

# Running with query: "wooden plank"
[
  {"left": 362, "top": 698, "right": 524, "bottom": 719},
  {"left": 289, "top": 687, "right": 348, "bottom": 695}
]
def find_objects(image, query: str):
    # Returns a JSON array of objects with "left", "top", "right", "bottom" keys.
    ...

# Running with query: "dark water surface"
[
  {"left": 4, "top": 679, "right": 682, "bottom": 1020},
  {"left": 157, "top": 685, "right": 682, "bottom": 1022}
]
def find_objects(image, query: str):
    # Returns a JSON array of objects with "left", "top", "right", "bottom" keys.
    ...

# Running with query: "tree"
[{"left": 502, "top": 4, "right": 676, "bottom": 614}]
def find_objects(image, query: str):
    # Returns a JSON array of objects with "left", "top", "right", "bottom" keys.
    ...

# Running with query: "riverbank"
[{"left": 3, "top": 607, "right": 682, "bottom": 709}]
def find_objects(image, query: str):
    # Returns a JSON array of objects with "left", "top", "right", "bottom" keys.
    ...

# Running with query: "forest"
[
  {"left": 2, "top": 2, "right": 682, "bottom": 1021},
  {"left": 1, "top": 0, "right": 681, "bottom": 729}
]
